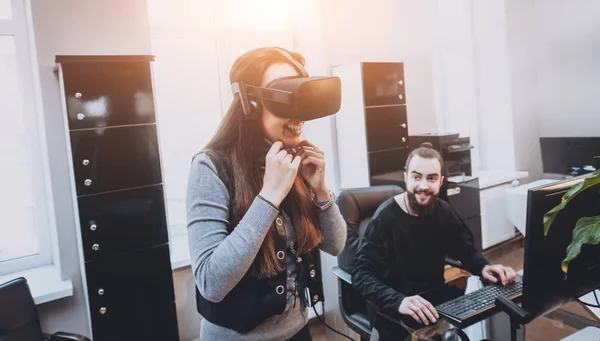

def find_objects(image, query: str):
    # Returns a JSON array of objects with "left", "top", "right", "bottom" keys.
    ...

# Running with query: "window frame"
[{"left": 0, "top": 0, "right": 56, "bottom": 275}]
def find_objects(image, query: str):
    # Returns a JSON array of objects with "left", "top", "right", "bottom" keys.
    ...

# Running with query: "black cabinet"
[
  {"left": 78, "top": 185, "right": 168, "bottom": 261},
  {"left": 368, "top": 148, "right": 409, "bottom": 177},
  {"left": 365, "top": 106, "right": 408, "bottom": 152},
  {"left": 56, "top": 55, "right": 178, "bottom": 341},
  {"left": 85, "top": 245, "right": 177, "bottom": 341},
  {"left": 362, "top": 62, "right": 406, "bottom": 107},
  {"left": 61, "top": 61, "right": 156, "bottom": 130},
  {"left": 440, "top": 178, "right": 483, "bottom": 252},
  {"left": 333, "top": 61, "right": 411, "bottom": 189},
  {"left": 70, "top": 124, "right": 162, "bottom": 196},
  {"left": 362, "top": 62, "right": 410, "bottom": 187}
]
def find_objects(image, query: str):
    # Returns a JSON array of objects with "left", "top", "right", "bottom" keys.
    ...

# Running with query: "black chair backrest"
[
  {"left": 0, "top": 277, "right": 44, "bottom": 341},
  {"left": 336, "top": 185, "right": 404, "bottom": 274}
]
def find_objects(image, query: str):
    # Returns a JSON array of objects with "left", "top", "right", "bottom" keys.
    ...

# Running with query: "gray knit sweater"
[{"left": 186, "top": 153, "right": 347, "bottom": 340}]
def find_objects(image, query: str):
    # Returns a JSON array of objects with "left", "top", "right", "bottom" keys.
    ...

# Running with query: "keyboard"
[{"left": 435, "top": 280, "right": 523, "bottom": 327}]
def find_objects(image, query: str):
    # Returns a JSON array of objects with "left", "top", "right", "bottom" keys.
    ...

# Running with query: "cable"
[{"left": 312, "top": 305, "right": 354, "bottom": 341}]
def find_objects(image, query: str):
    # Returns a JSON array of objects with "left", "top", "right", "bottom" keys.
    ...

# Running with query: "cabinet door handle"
[
  {"left": 99, "top": 307, "right": 107, "bottom": 315},
  {"left": 92, "top": 244, "right": 99, "bottom": 251}
]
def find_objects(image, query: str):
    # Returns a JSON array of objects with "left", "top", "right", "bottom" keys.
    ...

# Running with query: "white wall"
[
  {"left": 27, "top": 0, "right": 600, "bottom": 339},
  {"left": 506, "top": 0, "right": 543, "bottom": 182},
  {"left": 503, "top": 0, "right": 600, "bottom": 181},
  {"left": 320, "top": 0, "right": 504, "bottom": 172},
  {"left": 534, "top": 0, "right": 600, "bottom": 138},
  {"left": 322, "top": 0, "right": 440, "bottom": 136},
  {"left": 472, "top": 0, "right": 517, "bottom": 171}
]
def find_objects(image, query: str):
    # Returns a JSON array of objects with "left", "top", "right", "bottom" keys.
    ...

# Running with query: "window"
[{"left": 0, "top": 0, "right": 54, "bottom": 275}]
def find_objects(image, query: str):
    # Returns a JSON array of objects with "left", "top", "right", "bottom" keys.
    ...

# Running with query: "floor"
[
  {"left": 309, "top": 321, "right": 326, "bottom": 341},
  {"left": 309, "top": 236, "right": 599, "bottom": 340}
]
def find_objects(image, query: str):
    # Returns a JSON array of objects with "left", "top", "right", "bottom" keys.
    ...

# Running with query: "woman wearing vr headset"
[{"left": 186, "top": 47, "right": 346, "bottom": 340}]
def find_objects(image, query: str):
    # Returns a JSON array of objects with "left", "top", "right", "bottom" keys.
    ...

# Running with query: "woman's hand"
[
  {"left": 259, "top": 141, "right": 301, "bottom": 207},
  {"left": 297, "top": 140, "right": 329, "bottom": 200}
]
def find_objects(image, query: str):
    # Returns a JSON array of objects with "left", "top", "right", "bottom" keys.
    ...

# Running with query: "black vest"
[
  {"left": 195, "top": 217, "right": 324, "bottom": 333},
  {"left": 195, "top": 145, "right": 325, "bottom": 333}
]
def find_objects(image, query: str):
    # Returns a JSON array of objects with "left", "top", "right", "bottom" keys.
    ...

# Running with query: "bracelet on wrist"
[{"left": 312, "top": 190, "right": 335, "bottom": 211}]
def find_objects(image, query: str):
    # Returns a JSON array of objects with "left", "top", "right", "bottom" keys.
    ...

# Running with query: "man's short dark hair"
[{"left": 405, "top": 142, "right": 444, "bottom": 172}]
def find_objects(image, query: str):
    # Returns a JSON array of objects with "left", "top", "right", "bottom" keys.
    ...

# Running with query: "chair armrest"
[
  {"left": 445, "top": 257, "right": 463, "bottom": 269},
  {"left": 51, "top": 332, "right": 91, "bottom": 341},
  {"left": 332, "top": 266, "right": 352, "bottom": 285}
]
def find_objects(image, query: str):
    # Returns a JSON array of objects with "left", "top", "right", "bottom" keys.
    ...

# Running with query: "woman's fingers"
[{"left": 301, "top": 156, "right": 325, "bottom": 168}]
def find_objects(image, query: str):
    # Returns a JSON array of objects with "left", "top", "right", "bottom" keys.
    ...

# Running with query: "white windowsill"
[{"left": 0, "top": 264, "right": 73, "bottom": 305}]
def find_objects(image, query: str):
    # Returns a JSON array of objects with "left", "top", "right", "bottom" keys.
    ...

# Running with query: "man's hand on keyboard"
[
  {"left": 481, "top": 264, "right": 517, "bottom": 286},
  {"left": 398, "top": 295, "right": 439, "bottom": 326}
]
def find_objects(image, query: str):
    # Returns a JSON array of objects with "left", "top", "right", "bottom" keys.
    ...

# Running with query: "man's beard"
[{"left": 406, "top": 189, "right": 437, "bottom": 216}]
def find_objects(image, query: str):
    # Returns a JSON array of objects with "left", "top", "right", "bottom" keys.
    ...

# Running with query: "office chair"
[
  {"left": 0, "top": 277, "right": 90, "bottom": 341},
  {"left": 332, "top": 185, "right": 404, "bottom": 341},
  {"left": 332, "top": 185, "right": 466, "bottom": 341}
]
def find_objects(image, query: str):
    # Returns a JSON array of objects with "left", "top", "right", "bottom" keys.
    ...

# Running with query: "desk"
[
  {"left": 370, "top": 276, "right": 525, "bottom": 341},
  {"left": 368, "top": 275, "right": 600, "bottom": 341},
  {"left": 368, "top": 275, "right": 519, "bottom": 341}
]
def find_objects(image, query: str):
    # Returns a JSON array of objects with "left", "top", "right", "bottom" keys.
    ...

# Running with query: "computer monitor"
[{"left": 521, "top": 174, "right": 600, "bottom": 320}]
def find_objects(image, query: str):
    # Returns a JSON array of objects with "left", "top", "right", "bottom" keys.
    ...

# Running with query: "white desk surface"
[
  {"left": 561, "top": 326, "right": 600, "bottom": 340},
  {"left": 472, "top": 170, "right": 529, "bottom": 189}
]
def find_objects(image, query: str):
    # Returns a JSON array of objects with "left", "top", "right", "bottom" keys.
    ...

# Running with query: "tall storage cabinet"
[
  {"left": 55, "top": 55, "right": 179, "bottom": 340},
  {"left": 333, "top": 62, "right": 410, "bottom": 189}
]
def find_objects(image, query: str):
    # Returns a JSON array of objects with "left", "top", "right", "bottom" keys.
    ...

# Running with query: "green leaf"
[
  {"left": 561, "top": 216, "right": 600, "bottom": 273},
  {"left": 544, "top": 169, "right": 600, "bottom": 236}
]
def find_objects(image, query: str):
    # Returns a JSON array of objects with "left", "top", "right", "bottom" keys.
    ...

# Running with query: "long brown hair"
[{"left": 202, "top": 47, "right": 322, "bottom": 278}]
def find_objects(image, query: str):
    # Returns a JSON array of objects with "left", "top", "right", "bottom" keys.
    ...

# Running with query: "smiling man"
[{"left": 351, "top": 142, "right": 516, "bottom": 332}]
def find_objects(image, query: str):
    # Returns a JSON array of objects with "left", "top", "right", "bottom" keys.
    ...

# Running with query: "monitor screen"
[
  {"left": 522, "top": 175, "right": 600, "bottom": 319},
  {"left": 539, "top": 137, "right": 600, "bottom": 175}
]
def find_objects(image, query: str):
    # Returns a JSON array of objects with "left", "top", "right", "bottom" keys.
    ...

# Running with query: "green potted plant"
[{"left": 543, "top": 164, "right": 600, "bottom": 275}]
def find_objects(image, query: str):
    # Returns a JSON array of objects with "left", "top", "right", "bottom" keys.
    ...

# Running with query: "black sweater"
[{"left": 351, "top": 197, "right": 489, "bottom": 314}]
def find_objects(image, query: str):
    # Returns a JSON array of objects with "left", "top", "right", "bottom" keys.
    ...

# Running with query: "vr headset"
[{"left": 231, "top": 48, "right": 342, "bottom": 121}]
